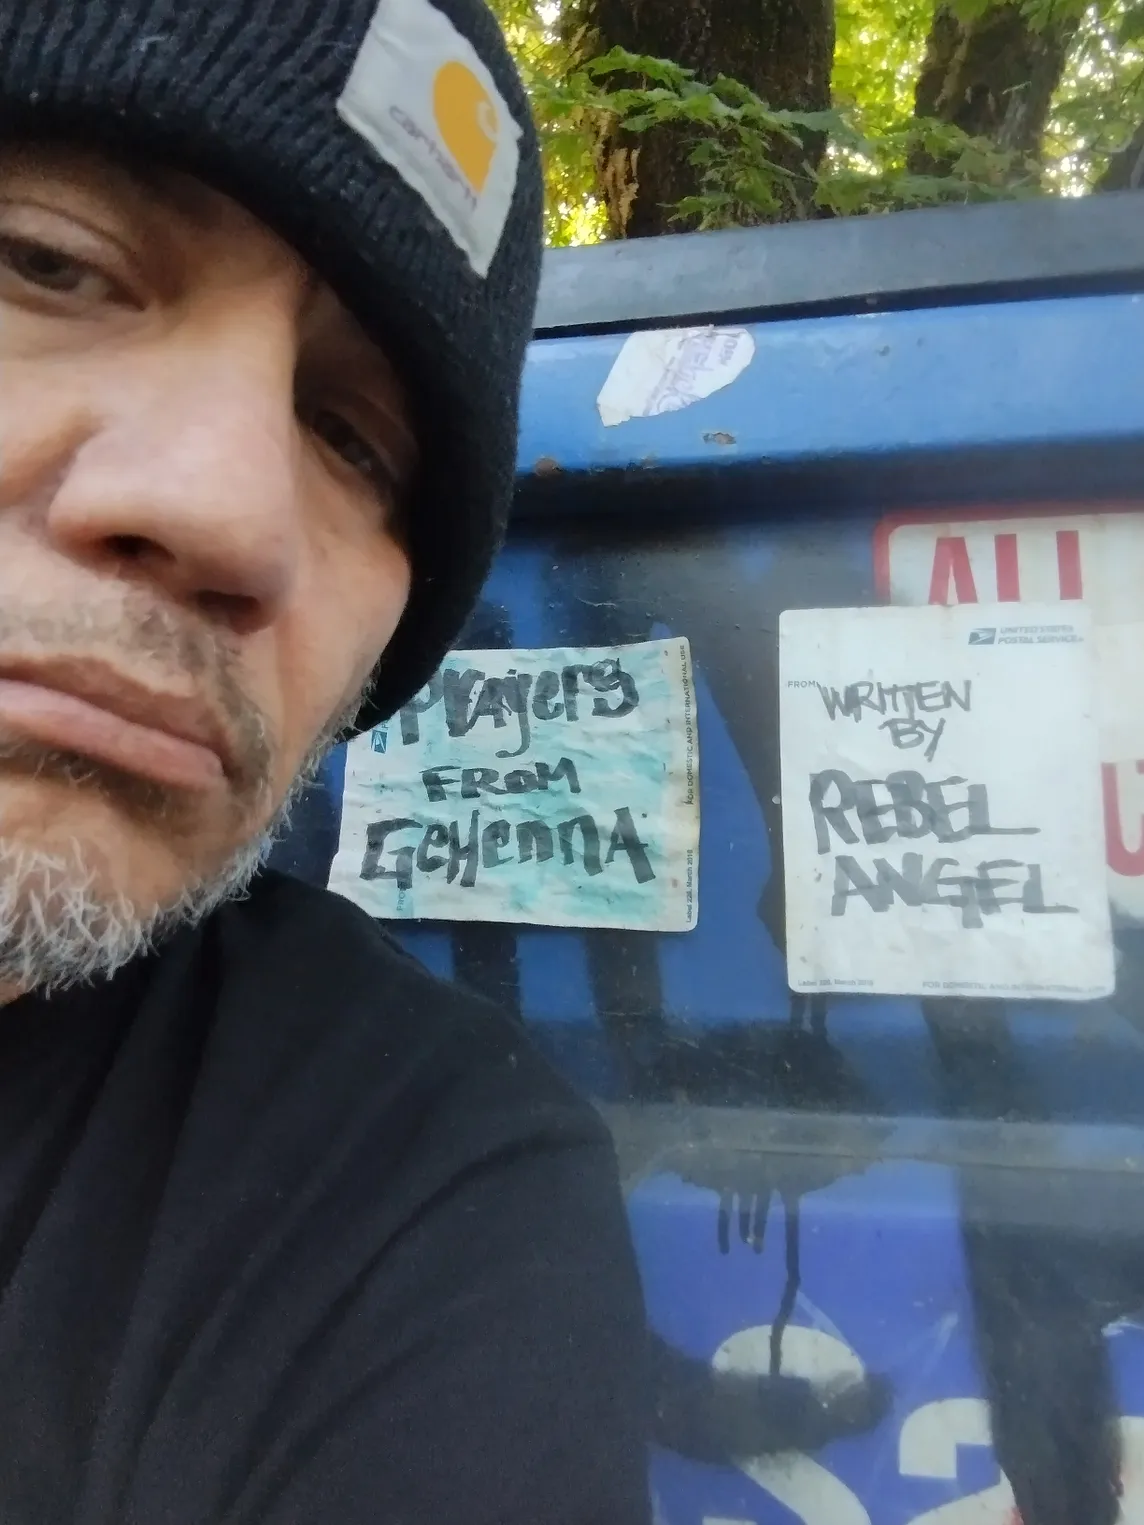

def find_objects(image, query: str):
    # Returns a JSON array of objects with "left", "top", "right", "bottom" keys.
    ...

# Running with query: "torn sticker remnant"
[{"left": 596, "top": 325, "right": 755, "bottom": 427}]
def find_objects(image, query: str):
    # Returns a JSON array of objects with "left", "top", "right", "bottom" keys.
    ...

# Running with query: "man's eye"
[
  {"left": 309, "top": 408, "right": 399, "bottom": 503},
  {"left": 0, "top": 234, "right": 123, "bottom": 304}
]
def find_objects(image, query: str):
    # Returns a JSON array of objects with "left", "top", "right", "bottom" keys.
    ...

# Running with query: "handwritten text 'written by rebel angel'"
[
  {"left": 779, "top": 605, "right": 1113, "bottom": 1000},
  {"left": 328, "top": 640, "right": 699, "bottom": 932}
]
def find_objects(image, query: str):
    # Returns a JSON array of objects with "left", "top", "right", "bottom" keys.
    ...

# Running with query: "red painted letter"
[
  {"left": 928, "top": 537, "right": 978, "bottom": 605},
  {"left": 1103, "top": 762, "right": 1144, "bottom": 876},
  {"left": 1057, "top": 529, "right": 1083, "bottom": 600},
  {"left": 994, "top": 533, "right": 1020, "bottom": 601}
]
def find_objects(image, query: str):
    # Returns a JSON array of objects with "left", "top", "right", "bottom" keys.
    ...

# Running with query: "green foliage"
[
  {"left": 532, "top": 41, "right": 1040, "bottom": 228},
  {"left": 831, "top": 0, "right": 932, "bottom": 148},
  {"left": 947, "top": 0, "right": 996, "bottom": 22},
  {"left": 1043, "top": 1, "right": 1144, "bottom": 191},
  {"left": 488, "top": 0, "right": 605, "bottom": 243},
  {"left": 533, "top": 45, "right": 838, "bottom": 227},
  {"left": 488, "top": 0, "right": 1144, "bottom": 242}
]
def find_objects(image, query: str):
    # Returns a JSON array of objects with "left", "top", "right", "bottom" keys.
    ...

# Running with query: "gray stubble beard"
[{"left": 0, "top": 689, "right": 366, "bottom": 1000}]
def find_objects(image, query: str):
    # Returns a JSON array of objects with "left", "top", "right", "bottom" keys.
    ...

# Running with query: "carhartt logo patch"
[
  {"left": 338, "top": 0, "right": 521, "bottom": 277},
  {"left": 433, "top": 60, "right": 498, "bottom": 192}
]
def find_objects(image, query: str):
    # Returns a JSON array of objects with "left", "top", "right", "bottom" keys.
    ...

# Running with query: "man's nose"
[{"left": 42, "top": 298, "right": 304, "bottom": 632}]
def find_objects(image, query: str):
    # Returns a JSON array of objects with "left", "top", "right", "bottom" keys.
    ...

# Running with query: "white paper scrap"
[{"left": 596, "top": 326, "right": 755, "bottom": 427}]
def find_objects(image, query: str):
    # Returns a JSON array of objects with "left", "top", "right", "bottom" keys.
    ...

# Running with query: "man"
[{"left": 0, "top": 2, "right": 650, "bottom": 1521}]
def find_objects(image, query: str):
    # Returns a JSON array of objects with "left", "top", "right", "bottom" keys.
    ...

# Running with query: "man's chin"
[
  {"left": 0, "top": 724, "right": 311, "bottom": 995},
  {"left": 0, "top": 822, "right": 268, "bottom": 1000},
  {"left": 0, "top": 765, "right": 276, "bottom": 987},
  {"left": 0, "top": 769, "right": 235, "bottom": 900}
]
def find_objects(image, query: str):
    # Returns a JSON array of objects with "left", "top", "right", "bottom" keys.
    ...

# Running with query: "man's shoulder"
[
  {"left": 214, "top": 868, "right": 454, "bottom": 999},
  {"left": 194, "top": 870, "right": 607, "bottom": 1162},
  {"left": 130, "top": 881, "right": 648, "bottom": 1525}
]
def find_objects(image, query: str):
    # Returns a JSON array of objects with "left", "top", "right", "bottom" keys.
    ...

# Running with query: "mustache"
[{"left": 0, "top": 593, "right": 274, "bottom": 814}]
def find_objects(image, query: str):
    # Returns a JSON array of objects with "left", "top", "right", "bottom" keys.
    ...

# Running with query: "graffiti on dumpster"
[
  {"left": 779, "top": 604, "right": 1114, "bottom": 999},
  {"left": 329, "top": 639, "right": 700, "bottom": 930}
]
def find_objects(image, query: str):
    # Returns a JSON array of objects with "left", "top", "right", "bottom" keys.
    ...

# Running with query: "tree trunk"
[
  {"left": 910, "top": 2, "right": 1077, "bottom": 176},
  {"left": 1097, "top": 120, "right": 1144, "bottom": 191},
  {"left": 572, "top": 0, "right": 835, "bottom": 237}
]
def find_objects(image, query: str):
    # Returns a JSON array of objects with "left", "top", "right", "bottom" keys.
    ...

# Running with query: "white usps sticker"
[
  {"left": 779, "top": 603, "right": 1114, "bottom": 1001},
  {"left": 338, "top": 0, "right": 521, "bottom": 277}
]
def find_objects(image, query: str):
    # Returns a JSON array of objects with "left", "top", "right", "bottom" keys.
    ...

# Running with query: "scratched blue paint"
[
  {"left": 518, "top": 293, "right": 1144, "bottom": 474},
  {"left": 518, "top": 930, "right": 596, "bottom": 1024},
  {"left": 390, "top": 925, "right": 455, "bottom": 982},
  {"left": 653, "top": 641, "right": 787, "bottom": 1026}
]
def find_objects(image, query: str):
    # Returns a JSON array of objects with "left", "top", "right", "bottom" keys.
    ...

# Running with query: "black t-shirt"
[{"left": 0, "top": 871, "right": 650, "bottom": 1524}]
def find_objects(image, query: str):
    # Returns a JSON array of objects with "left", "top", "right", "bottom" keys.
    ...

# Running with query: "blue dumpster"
[{"left": 271, "top": 192, "right": 1144, "bottom": 1525}]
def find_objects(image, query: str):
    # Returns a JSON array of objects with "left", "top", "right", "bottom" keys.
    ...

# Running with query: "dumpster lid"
[{"left": 535, "top": 191, "right": 1144, "bottom": 336}]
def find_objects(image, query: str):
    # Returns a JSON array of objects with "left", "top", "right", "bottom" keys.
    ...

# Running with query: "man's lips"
[{"left": 0, "top": 665, "right": 229, "bottom": 792}]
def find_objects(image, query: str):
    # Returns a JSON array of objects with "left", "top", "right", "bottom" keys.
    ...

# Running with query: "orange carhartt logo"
[{"left": 432, "top": 60, "right": 499, "bottom": 194}]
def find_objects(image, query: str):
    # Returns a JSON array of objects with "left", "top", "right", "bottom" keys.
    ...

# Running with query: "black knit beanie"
[{"left": 0, "top": 0, "right": 543, "bottom": 731}]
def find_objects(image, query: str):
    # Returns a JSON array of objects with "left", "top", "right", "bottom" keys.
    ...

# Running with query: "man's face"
[{"left": 0, "top": 143, "right": 416, "bottom": 993}]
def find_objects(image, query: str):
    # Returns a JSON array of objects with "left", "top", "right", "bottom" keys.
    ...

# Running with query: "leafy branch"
[{"left": 532, "top": 45, "right": 1042, "bottom": 229}]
